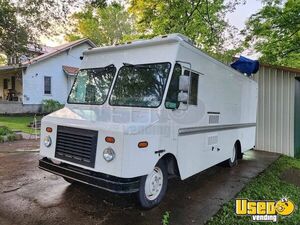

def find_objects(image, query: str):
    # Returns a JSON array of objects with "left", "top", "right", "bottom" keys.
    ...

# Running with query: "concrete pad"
[
  {"left": 0, "top": 139, "right": 40, "bottom": 153},
  {"left": 0, "top": 150, "right": 279, "bottom": 225}
]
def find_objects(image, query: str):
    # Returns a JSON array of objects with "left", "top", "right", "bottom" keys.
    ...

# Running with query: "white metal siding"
[{"left": 254, "top": 66, "right": 297, "bottom": 156}]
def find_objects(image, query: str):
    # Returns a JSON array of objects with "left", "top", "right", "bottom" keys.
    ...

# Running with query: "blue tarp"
[{"left": 230, "top": 56, "right": 259, "bottom": 76}]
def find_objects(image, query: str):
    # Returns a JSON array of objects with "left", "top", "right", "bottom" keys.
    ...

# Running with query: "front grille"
[{"left": 55, "top": 126, "right": 98, "bottom": 168}]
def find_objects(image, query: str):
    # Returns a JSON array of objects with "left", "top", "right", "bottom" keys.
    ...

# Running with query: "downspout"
[{"left": 22, "top": 66, "right": 27, "bottom": 105}]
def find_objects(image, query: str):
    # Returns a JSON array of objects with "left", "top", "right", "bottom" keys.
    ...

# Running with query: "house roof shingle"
[
  {"left": 23, "top": 38, "right": 96, "bottom": 66},
  {"left": 0, "top": 38, "right": 95, "bottom": 75}
]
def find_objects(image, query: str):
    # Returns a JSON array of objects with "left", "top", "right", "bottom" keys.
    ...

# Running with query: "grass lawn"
[
  {"left": 0, "top": 115, "right": 42, "bottom": 134},
  {"left": 207, "top": 156, "right": 300, "bottom": 225}
]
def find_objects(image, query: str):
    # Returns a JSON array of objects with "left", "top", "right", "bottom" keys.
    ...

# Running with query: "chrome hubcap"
[
  {"left": 145, "top": 167, "right": 163, "bottom": 201},
  {"left": 231, "top": 146, "right": 236, "bottom": 163}
]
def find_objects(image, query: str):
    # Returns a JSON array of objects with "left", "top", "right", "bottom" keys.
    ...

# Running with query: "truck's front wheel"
[
  {"left": 137, "top": 160, "right": 168, "bottom": 209},
  {"left": 226, "top": 144, "right": 238, "bottom": 167}
]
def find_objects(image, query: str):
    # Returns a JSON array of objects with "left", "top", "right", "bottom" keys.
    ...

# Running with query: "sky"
[
  {"left": 226, "top": 0, "right": 264, "bottom": 58},
  {"left": 42, "top": 0, "right": 264, "bottom": 47},
  {"left": 226, "top": 0, "right": 263, "bottom": 30}
]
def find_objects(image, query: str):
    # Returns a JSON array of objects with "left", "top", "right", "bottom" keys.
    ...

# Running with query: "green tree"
[
  {"left": 0, "top": 0, "right": 93, "bottom": 60},
  {"left": 66, "top": 2, "right": 135, "bottom": 46},
  {"left": 89, "top": 0, "right": 107, "bottom": 8},
  {"left": 0, "top": 54, "right": 7, "bottom": 65},
  {"left": 128, "top": 0, "right": 245, "bottom": 61},
  {"left": 244, "top": 0, "right": 300, "bottom": 67},
  {"left": 0, "top": 0, "right": 28, "bottom": 57}
]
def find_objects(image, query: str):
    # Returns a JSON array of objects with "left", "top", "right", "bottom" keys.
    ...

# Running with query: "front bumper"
[{"left": 39, "top": 158, "right": 140, "bottom": 194}]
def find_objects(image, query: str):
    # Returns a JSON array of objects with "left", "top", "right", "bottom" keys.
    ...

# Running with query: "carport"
[{"left": 254, "top": 64, "right": 300, "bottom": 157}]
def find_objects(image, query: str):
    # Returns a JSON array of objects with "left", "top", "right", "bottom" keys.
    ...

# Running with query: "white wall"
[{"left": 22, "top": 43, "right": 91, "bottom": 105}]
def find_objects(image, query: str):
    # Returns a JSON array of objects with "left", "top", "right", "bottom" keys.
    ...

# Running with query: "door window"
[
  {"left": 184, "top": 70, "right": 199, "bottom": 105},
  {"left": 165, "top": 63, "right": 182, "bottom": 109}
]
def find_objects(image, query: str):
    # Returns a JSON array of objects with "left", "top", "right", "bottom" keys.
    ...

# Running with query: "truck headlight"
[
  {"left": 44, "top": 136, "right": 52, "bottom": 147},
  {"left": 103, "top": 147, "right": 115, "bottom": 162}
]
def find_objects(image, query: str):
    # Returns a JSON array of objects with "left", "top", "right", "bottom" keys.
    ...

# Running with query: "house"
[
  {"left": 7, "top": 44, "right": 55, "bottom": 65},
  {"left": 0, "top": 39, "right": 96, "bottom": 114},
  {"left": 253, "top": 64, "right": 300, "bottom": 158}
]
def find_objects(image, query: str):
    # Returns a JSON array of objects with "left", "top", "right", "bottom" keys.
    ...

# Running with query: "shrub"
[
  {"left": 162, "top": 211, "right": 170, "bottom": 225},
  {"left": 0, "top": 126, "right": 16, "bottom": 142},
  {"left": 42, "top": 99, "right": 64, "bottom": 114},
  {"left": 0, "top": 126, "right": 13, "bottom": 136},
  {"left": 7, "top": 133, "right": 16, "bottom": 142}
]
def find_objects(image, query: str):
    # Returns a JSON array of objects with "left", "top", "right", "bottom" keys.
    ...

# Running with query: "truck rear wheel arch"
[
  {"left": 160, "top": 153, "right": 180, "bottom": 178},
  {"left": 235, "top": 140, "right": 242, "bottom": 159}
]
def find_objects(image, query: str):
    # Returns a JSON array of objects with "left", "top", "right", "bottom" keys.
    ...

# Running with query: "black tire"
[
  {"left": 137, "top": 160, "right": 168, "bottom": 209},
  {"left": 63, "top": 177, "right": 76, "bottom": 184},
  {"left": 237, "top": 152, "right": 243, "bottom": 160},
  {"left": 226, "top": 144, "right": 238, "bottom": 167}
]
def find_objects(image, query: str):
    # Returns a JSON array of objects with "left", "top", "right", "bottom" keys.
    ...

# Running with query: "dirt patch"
[
  {"left": 280, "top": 168, "right": 300, "bottom": 187},
  {"left": 0, "top": 139, "right": 40, "bottom": 153}
]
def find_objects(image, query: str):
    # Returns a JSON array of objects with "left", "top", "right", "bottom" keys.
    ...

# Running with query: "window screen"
[
  {"left": 11, "top": 76, "right": 15, "bottom": 90},
  {"left": 44, "top": 76, "right": 51, "bottom": 94},
  {"left": 3, "top": 79, "right": 8, "bottom": 89}
]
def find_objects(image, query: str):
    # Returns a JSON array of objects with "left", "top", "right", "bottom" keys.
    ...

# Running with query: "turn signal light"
[
  {"left": 105, "top": 136, "right": 115, "bottom": 143},
  {"left": 46, "top": 127, "right": 53, "bottom": 133},
  {"left": 138, "top": 141, "right": 148, "bottom": 148}
]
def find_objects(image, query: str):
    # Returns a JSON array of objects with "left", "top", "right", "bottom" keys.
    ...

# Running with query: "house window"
[
  {"left": 44, "top": 76, "right": 51, "bottom": 94},
  {"left": 184, "top": 70, "right": 199, "bottom": 105},
  {"left": 3, "top": 79, "right": 8, "bottom": 89},
  {"left": 11, "top": 76, "right": 15, "bottom": 90}
]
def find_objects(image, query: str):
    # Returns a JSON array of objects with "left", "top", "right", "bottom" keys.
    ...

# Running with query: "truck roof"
[
  {"left": 83, "top": 34, "right": 193, "bottom": 55},
  {"left": 82, "top": 34, "right": 256, "bottom": 81}
]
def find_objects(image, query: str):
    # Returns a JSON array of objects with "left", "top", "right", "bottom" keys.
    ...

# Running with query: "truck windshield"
[
  {"left": 68, "top": 65, "right": 116, "bottom": 105},
  {"left": 109, "top": 63, "right": 171, "bottom": 108}
]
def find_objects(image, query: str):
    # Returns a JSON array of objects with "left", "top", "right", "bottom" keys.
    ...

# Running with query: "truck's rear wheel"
[
  {"left": 226, "top": 144, "right": 238, "bottom": 167},
  {"left": 137, "top": 160, "right": 168, "bottom": 209}
]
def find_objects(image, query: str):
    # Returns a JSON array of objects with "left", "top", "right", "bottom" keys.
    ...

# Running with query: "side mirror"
[
  {"left": 178, "top": 75, "right": 190, "bottom": 106},
  {"left": 178, "top": 92, "right": 188, "bottom": 103},
  {"left": 179, "top": 75, "right": 190, "bottom": 91}
]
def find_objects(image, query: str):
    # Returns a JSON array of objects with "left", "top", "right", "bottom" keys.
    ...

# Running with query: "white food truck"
[{"left": 39, "top": 34, "right": 257, "bottom": 208}]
